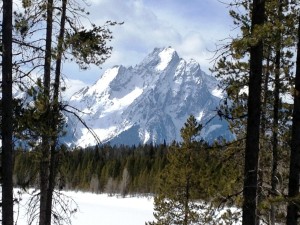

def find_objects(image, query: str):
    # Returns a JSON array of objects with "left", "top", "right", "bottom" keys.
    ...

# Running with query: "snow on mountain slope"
[
  {"left": 64, "top": 47, "right": 232, "bottom": 147},
  {"left": 156, "top": 47, "right": 176, "bottom": 71}
]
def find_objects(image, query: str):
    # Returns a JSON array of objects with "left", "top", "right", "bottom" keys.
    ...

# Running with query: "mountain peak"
[
  {"left": 140, "top": 47, "right": 179, "bottom": 71},
  {"left": 156, "top": 47, "right": 178, "bottom": 71},
  {"left": 65, "top": 47, "right": 232, "bottom": 147}
]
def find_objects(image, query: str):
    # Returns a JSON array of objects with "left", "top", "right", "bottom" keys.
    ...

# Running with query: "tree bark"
[
  {"left": 184, "top": 176, "right": 190, "bottom": 225},
  {"left": 242, "top": 0, "right": 265, "bottom": 225},
  {"left": 45, "top": 0, "right": 67, "bottom": 224},
  {"left": 2, "top": 0, "right": 14, "bottom": 225},
  {"left": 270, "top": 10, "right": 281, "bottom": 225},
  {"left": 270, "top": 2, "right": 283, "bottom": 224},
  {"left": 286, "top": 13, "right": 300, "bottom": 225},
  {"left": 40, "top": 0, "right": 54, "bottom": 224}
]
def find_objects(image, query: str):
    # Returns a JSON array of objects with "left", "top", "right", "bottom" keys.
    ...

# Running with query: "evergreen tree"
[
  {"left": 11, "top": 0, "right": 121, "bottom": 224},
  {"left": 146, "top": 115, "right": 203, "bottom": 225},
  {"left": 212, "top": 0, "right": 298, "bottom": 223}
]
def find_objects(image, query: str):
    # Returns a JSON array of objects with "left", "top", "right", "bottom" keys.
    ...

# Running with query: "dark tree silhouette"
[
  {"left": 2, "top": 0, "right": 14, "bottom": 225},
  {"left": 286, "top": 10, "right": 300, "bottom": 225},
  {"left": 242, "top": 0, "right": 265, "bottom": 225}
]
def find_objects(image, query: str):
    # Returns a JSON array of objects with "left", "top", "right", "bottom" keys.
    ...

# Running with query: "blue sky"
[{"left": 63, "top": 0, "right": 235, "bottom": 88}]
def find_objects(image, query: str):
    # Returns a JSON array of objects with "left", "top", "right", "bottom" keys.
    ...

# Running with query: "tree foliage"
[
  {"left": 14, "top": 143, "right": 168, "bottom": 195},
  {"left": 147, "top": 115, "right": 242, "bottom": 225},
  {"left": 212, "top": 0, "right": 300, "bottom": 224},
  {"left": 1, "top": 0, "right": 120, "bottom": 224}
]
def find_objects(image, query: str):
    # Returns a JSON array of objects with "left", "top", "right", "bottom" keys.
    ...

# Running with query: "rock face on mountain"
[{"left": 64, "top": 47, "right": 233, "bottom": 147}]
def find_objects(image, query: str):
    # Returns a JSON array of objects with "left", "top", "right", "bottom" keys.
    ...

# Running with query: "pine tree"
[
  {"left": 11, "top": 0, "right": 121, "bottom": 224},
  {"left": 146, "top": 115, "right": 203, "bottom": 225},
  {"left": 212, "top": 0, "right": 298, "bottom": 223}
]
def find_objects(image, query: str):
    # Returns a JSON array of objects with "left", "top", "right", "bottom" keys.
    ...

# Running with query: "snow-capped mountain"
[{"left": 64, "top": 47, "right": 233, "bottom": 147}]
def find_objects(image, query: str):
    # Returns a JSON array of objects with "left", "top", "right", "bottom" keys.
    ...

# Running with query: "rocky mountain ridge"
[{"left": 63, "top": 47, "right": 233, "bottom": 147}]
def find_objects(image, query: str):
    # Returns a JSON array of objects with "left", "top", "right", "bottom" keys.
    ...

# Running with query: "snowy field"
[
  {"left": 66, "top": 192, "right": 154, "bottom": 225},
  {"left": 13, "top": 189, "right": 241, "bottom": 225},
  {"left": 15, "top": 190, "right": 154, "bottom": 225}
]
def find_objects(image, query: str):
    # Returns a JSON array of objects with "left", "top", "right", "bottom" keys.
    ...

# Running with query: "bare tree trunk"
[
  {"left": 242, "top": 0, "right": 265, "bottom": 225},
  {"left": 183, "top": 176, "right": 190, "bottom": 225},
  {"left": 256, "top": 48, "right": 270, "bottom": 225},
  {"left": 261, "top": 49, "right": 271, "bottom": 135},
  {"left": 45, "top": 1, "right": 67, "bottom": 224},
  {"left": 2, "top": 0, "right": 14, "bottom": 225},
  {"left": 270, "top": 3, "right": 282, "bottom": 220},
  {"left": 40, "top": 0, "right": 54, "bottom": 224},
  {"left": 269, "top": 3, "right": 283, "bottom": 224},
  {"left": 270, "top": 46, "right": 280, "bottom": 225},
  {"left": 286, "top": 13, "right": 300, "bottom": 225}
]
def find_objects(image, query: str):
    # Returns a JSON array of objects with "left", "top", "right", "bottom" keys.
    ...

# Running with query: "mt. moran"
[{"left": 64, "top": 47, "right": 232, "bottom": 147}]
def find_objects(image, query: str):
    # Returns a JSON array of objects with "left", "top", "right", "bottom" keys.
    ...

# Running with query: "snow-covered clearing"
[
  {"left": 12, "top": 189, "right": 240, "bottom": 225},
  {"left": 67, "top": 192, "right": 154, "bottom": 225},
  {"left": 14, "top": 190, "right": 154, "bottom": 225}
]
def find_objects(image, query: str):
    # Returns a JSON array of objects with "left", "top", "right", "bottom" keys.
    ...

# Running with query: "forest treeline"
[
  {"left": 13, "top": 138, "right": 241, "bottom": 198},
  {"left": 13, "top": 143, "right": 168, "bottom": 195}
]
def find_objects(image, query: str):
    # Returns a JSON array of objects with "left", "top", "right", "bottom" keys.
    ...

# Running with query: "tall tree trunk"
[
  {"left": 261, "top": 49, "right": 271, "bottom": 135},
  {"left": 53, "top": 0, "right": 67, "bottom": 101},
  {"left": 2, "top": 0, "right": 14, "bottom": 225},
  {"left": 45, "top": 0, "right": 67, "bottom": 224},
  {"left": 184, "top": 176, "right": 190, "bottom": 225},
  {"left": 40, "top": 0, "right": 54, "bottom": 224},
  {"left": 270, "top": 2, "right": 282, "bottom": 221},
  {"left": 270, "top": 44, "right": 280, "bottom": 225},
  {"left": 242, "top": 0, "right": 265, "bottom": 225},
  {"left": 256, "top": 48, "right": 270, "bottom": 225},
  {"left": 270, "top": 16, "right": 282, "bottom": 225},
  {"left": 286, "top": 13, "right": 300, "bottom": 225}
]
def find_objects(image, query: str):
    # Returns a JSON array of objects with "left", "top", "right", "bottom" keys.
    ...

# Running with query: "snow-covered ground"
[
  {"left": 67, "top": 192, "right": 154, "bottom": 225},
  {"left": 15, "top": 190, "right": 154, "bottom": 225},
  {"left": 13, "top": 189, "right": 241, "bottom": 225}
]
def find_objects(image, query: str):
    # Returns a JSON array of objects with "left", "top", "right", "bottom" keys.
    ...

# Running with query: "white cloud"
[{"left": 62, "top": 0, "right": 235, "bottom": 83}]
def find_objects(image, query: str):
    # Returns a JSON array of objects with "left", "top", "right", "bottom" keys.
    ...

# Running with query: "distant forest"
[
  {"left": 13, "top": 138, "right": 241, "bottom": 198},
  {"left": 14, "top": 143, "right": 168, "bottom": 195}
]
